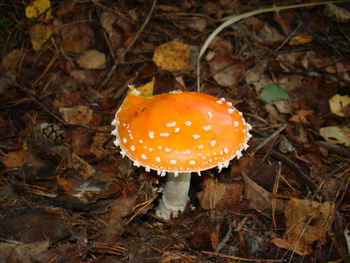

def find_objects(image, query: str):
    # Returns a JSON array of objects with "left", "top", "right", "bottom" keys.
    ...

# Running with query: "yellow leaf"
[
  {"left": 25, "top": 0, "right": 51, "bottom": 22},
  {"left": 29, "top": 24, "right": 52, "bottom": 51},
  {"left": 289, "top": 109, "right": 314, "bottom": 124},
  {"left": 289, "top": 32, "right": 313, "bottom": 46},
  {"left": 136, "top": 77, "right": 155, "bottom": 97},
  {"left": 329, "top": 94, "right": 350, "bottom": 117},
  {"left": 153, "top": 41, "right": 194, "bottom": 72},
  {"left": 320, "top": 126, "right": 350, "bottom": 146}
]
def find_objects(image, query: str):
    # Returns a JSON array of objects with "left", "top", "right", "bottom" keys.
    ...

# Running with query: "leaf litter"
[{"left": 0, "top": 0, "right": 350, "bottom": 262}]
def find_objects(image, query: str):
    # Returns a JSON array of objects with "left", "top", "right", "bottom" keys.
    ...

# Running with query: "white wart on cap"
[{"left": 111, "top": 90, "right": 252, "bottom": 175}]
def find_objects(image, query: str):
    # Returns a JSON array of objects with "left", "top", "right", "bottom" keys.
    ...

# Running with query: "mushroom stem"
[{"left": 156, "top": 172, "right": 191, "bottom": 220}]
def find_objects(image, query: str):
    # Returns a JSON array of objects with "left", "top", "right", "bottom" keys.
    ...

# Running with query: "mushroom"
[{"left": 111, "top": 88, "right": 252, "bottom": 220}]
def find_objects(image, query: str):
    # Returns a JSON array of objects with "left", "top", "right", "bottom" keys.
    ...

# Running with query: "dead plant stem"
[{"left": 197, "top": 0, "right": 350, "bottom": 92}]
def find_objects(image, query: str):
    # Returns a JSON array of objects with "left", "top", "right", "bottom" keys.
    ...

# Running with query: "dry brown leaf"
[
  {"left": 89, "top": 127, "right": 112, "bottom": 160},
  {"left": 59, "top": 105, "right": 93, "bottom": 125},
  {"left": 242, "top": 172, "right": 285, "bottom": 212},
  {"left": 55, "top": 0, "right": 75, "bottom": 17},
  {"left": 289, "top": 109, "right": 315, "bottom": 124},
  {"left": 71, "top": 153, "right": 96, "bottom": 180},
  {"left": 61, "top": 24, "right": 94, "bottom": 54},
  {"left": 29, "top": 24, "right": 52, "bottom": 51},
  {"left": 271, "top": 198, "right": 335, "bottom": 256},
  {"left": 311, "top": 57, "right": 350, "bottom": 73},
  {"left": 320, "top": 126, "right": 350, "bottom": 146},
  {"left": 100, "top": 12, "right": 132, "bottom": 54},
  {"left": 2, "top": 150, "right": 27, "bottom": 168},
  {"left": 329, "top": 94, "right": 350, "bottom": 117},
  {"left": 76, "top": 50, "right": 106, "bottom": 69},
  {"left": 101, "top": 196, "right": 137, "bottom": 242},
  {"left": 208, "top": 52, "right": 248, "bottom": 87},
  {"left": 0, "top": 49, "right": 22, "bottom": 72},
  {"left": 153, "top": 41, "right": 194, "bottom": 72},
  {"left": 0, "top": 241, "right": 49, "bottom": 263},
  {"left": 196, "top": 178, "right": 226, "bottom": 210}
]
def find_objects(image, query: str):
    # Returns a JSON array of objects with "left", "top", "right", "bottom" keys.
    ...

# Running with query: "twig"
[
  {"left": 215, "top": 217, "right": 232, "bottom": 253},
  {"left": 252, "top": 124, "right": 287, "bottom": 156},
  {"left": 270, "top": 150, "right": 317, "bottom": 191},
  {"left": 0, "top": 72, "right": 67, "bottom": 126},
  {"left": 196, "top": 0, "right": 350, "bottom": 92},
  {"left": 101, "top": 0, "right": 157, "bottom": 87},
  {"left": 202, "top": 250, "right": 284, "bottom": 262}
]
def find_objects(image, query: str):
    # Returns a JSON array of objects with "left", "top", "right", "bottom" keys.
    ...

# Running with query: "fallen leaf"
[
  {"left": 273, "top": 100, "right": 294, "bottom": 114},
  {"left": 153, "top": 41, "right": 195, "bottom": 72},
  {"left": 29, "top": 24, "right": 52, "bottom": 51},
  {"left": 208, "top": 52, "right": 248, "bottom": 87},
  {"left": 100, "top": 12, "right": 132, "bottom": 54},
  {"left": 89, "top": 127, "right": 112, "bottom": 160},
  {"left": 76, "top": 50, "right": 106, "bottom": 69},
  {"left": 136, "top": 77, "right": 154, "bottom": 96},
  {"left": 289, "top": 32, "right": 313, "bottom": 46},
  {"left": 61, "top": 24, "right": 95, "bottom": 54},
  {"left": 25, "top": 0, "right": 51, "bottom": 22},
  {"left": 0, "top": 241, "right": 49, "bottom": 263},
  {"left": 271, "top": 198, "right": 335, "bottom": 255},
  {"left": 320, "top": 126, "right": 350, "bottom": 146},
  {"left": 244, "top": 60, "right": 271, "bottom": 93},
  {"left": 0, "top": 49, "right": 22, "bottom": 72},
  {"left": 324, "top": 3, "right": 350, "bottom": 23},
  {"left": 311, "top": 57, "right": 350, "bottom": 73},
  {"left": 289, "top": 109, "right": 315, "bottom": 124},
  {"left": 59, "top": 105, "right": 93, "bottom": 125},
  {"left": 55, "top": 0, "right": 75, "bottom": 17},
  {"left": 196, "top": 178, "right": 226, "bottom": 210},
  {"left": 258, "top": 83, "right": 289, "bottom": 105},
  {"left": 345, "top": 226, "right": 350, "bottom": 256},
  {"left": 1, "top": 150, "right": 26, "bottom": 168},
  {"left": 329, "top": 94, "right": 350, "bottom": 117},
  {"left": 72, "top": 152, "right": 96, "bottom": 180},
  {"left": 0, "top": 210, "right": 69, "bottom": 243},
  {"left": 242, "top": 172, "right": 285, "bottom": 212},
  {"left": 101, "top": 196, "right": 137, "bottom": 242}
]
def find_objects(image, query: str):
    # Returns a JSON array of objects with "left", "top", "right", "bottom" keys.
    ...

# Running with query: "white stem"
[{"left": 156, "top": 172, "right": 191, "bottom": 220}]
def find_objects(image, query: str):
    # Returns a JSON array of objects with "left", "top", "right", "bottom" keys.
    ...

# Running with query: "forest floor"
[{"left": 0, "top": 0, "right": 350, "bottom": 262}]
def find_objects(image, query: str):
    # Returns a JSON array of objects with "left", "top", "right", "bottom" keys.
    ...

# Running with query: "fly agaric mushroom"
[{"left": 111, "top": 88, "right": 252, "bottom": 220}]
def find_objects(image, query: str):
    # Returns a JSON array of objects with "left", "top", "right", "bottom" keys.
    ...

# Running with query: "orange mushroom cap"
[{"left": 111, "top": 89, "right": 252, "bottom": 176}]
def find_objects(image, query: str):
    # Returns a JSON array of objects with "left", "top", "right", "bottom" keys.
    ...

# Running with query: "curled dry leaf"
[
  {"left": 320, "top": 126, "right": 350, "bottom": 146},
  {"left": 329, "top": 94, "right": 350, "bottom": 117},
  {"left": 29, "top": 24, "right": 52, "bottom": 51},
  {"left": 76, "top": 50, "right": 106, "bottom": 69},
  {"left": 324, "top": 3, "right": 350, "bottom": 23},
  {"left": 271, "top": 198, "right": 335, "bottom": 256},
  {"left": 59, "top": 105, "right": 93, "bottom": 125},
  {"left": 153, "top": 41, "right": 195, "bottom": 72}
]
